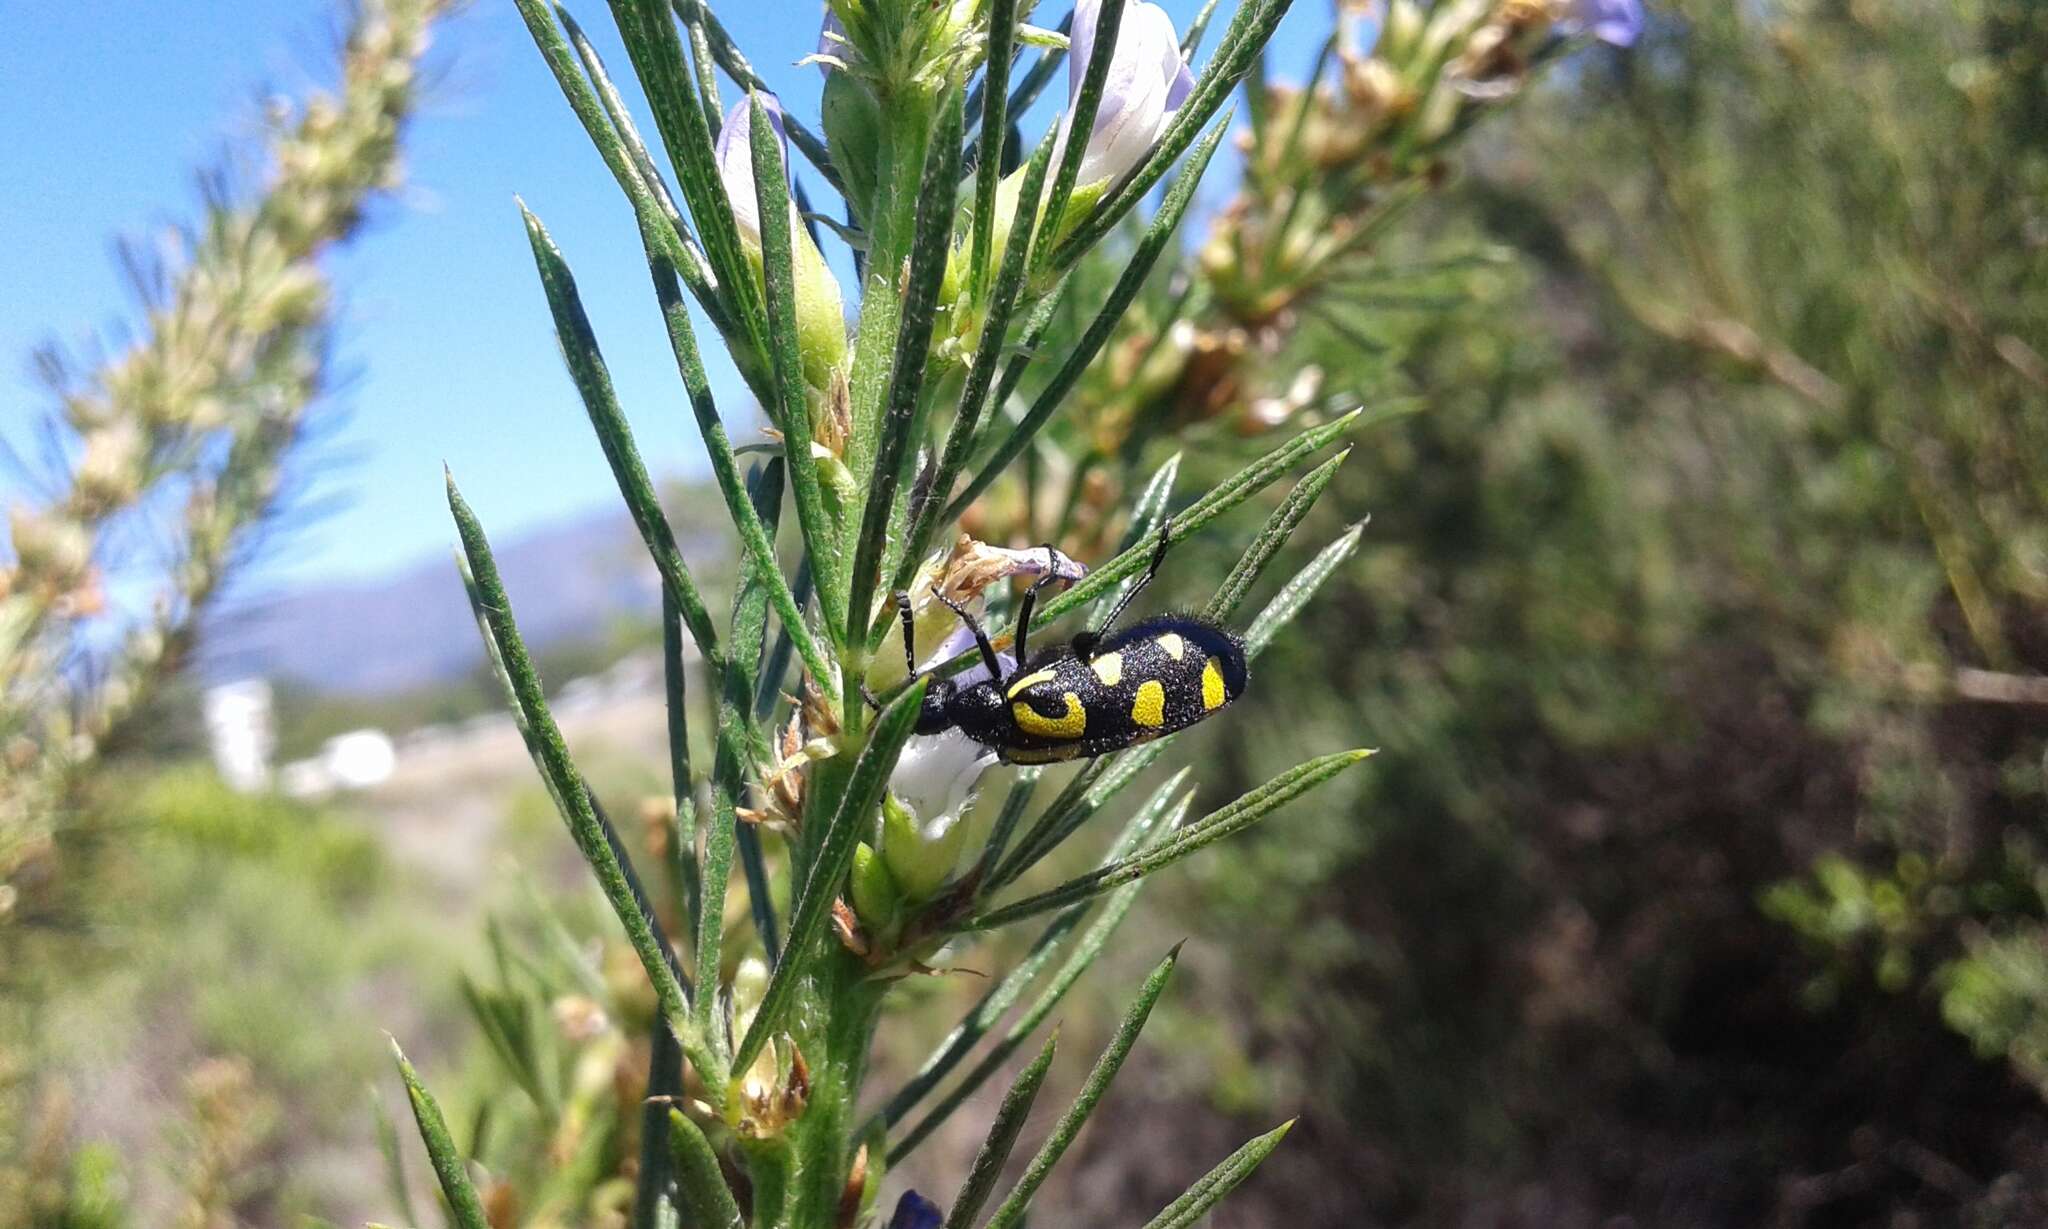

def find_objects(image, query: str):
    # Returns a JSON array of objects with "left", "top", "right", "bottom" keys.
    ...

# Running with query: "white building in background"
[
  {"left": 202, "top": 679, "right": 275, "bottom": 793},
  {"left": 279, "top": 728, "right": 398, "bottom": 799},
  {"left": 322, "top": 729, "right": 396, "bottom": 789}
]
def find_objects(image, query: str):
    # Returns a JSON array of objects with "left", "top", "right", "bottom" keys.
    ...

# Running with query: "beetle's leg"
[
  {"left": 860, "top": 682, "right": 884, "bottom": 712},
  {"left": 936, "top": 592, "right": 1005, "bottom": 680},
  {"left": 1012, "top": 543, "right": 1066, "bottom": 666},
  {"left": 891, "top": 589, "right": 919, "bottom": 676},
  {"left": 1091, "top": 520, "right": 1173, "bottom": 641}
]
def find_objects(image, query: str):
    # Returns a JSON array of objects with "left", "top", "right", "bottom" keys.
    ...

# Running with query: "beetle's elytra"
[{"left": 896, "top": 527, "right": 1249, "bottom": 763}]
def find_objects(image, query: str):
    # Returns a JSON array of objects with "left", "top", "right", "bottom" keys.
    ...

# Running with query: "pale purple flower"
[
  {"left": 815, "top": 8, "right": 847, "bottom": 75},
  {"left": 1065, "top": 0, "right": 1196, "bottom": 185},
  {"left": 1560, "top": 0, "right": 1643, "bottom": 47},
  {"left": 714, "top": 94, "right": 792, "bottom": 242},
  {"left": 888, "top": 731, "right": 996, "bottom": 842}
]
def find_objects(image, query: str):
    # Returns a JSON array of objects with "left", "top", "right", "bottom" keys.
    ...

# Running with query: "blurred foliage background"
[{"left": 5, "top": 0, "right": 2047, "bottom": 1226}]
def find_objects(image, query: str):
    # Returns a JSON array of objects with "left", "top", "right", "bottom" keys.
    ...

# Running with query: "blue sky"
[{"left": 2, "top": 1, "right": 1322, "bottom": 597}]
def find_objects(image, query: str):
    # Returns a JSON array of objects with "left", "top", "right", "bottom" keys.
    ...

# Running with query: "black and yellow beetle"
[{"left": 896, "top": 527, "right": 1248, "bottom": 764}]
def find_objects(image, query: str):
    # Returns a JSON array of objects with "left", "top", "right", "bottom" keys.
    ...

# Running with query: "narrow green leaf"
[
  {"left": 968, "top": 750, "right": 1373, "bottom": 930},
  {"left": 969, "top": 0, "right": 1021, "bottom": 303},
  {"left": 693, "top": 642, "right": 753, "bottom": 1070},
  {"left": 749, "top": 89, "right": 849, "bottom": 646},
  {"left": 676, "top": 0, "right": 844, "bottom": 194},
  {"left": 1038, "top": 0, "right": 1127, "bottom": 268},
  {"left": 954, "top": 409, "right": 1364, "bottom": 661},
  {"left": 633, "top": 1013, "right": 684, "bottom": 1229},
  {"left": 948, "top": 116, "right": 1230, "bottom": 520},
  {"left": 448, "top": 475, "right": 718, "bottom": 1106},
  {"left": 972, "top": 766, "right": 1042, "bottom": 886},
  {"left": 1090, "top": 449, "right": 1181, "bottom": 626},
  {"left": 1054, "top": 0, "right": 1299, "bottom": 267},
  {"left": 893, "top": 135, "right": 1057, "bottom": 592},
  {"left": 733, "top": 678, "right": 928, "bottom": 1075},
  {"left": 1138, "top": 1120, "right": 1295, "bottom": 1229},
  {"left": 993, "top": 763, "right": 1186, "bottom": 894},
  {"left": 661, "top": 590, "right": 701, "bottom": 952},
  {"left": 1246, "top": 520, "right": 1366, "bottom": 659},
  {"left": 667, "top": 1109, "right": 744, "bottom": 1229},
  {"left": 1181, "top": 0, "right": 1224, "bottom": 56},
  {"left": 849, "top": 91, "right": 964, "bottom": 649},
  {"left": 520, "top": 200, "right": 722, "bottom": 675},
  {"left": 606, "top": 0, "right": 767, "bottom": 350},
  {"left": 731, "top": 460, "right": 785, "bottom": 966},
  {"left": 885, "top": 786, "right": 1189, "bottom": 1148},
  {"left": 980, "top": 948, "right": 1181, "bottom": 1229},
  {"left": 668, "top": 0, "right": 722, "bottom": 128},
  {"left": 1203, "top": 447, "right": 1349, "bottom": 623},
  {"left": 639, "top": 211, "right": 837, "bottom": 691},
  {"left": 370, "top": 1086, "right": 422, "bottom": 1229},
  {"left": 390, "top": 1039, "right": 489, "bottom": 1229},
  {"left": 941, "top": 1033, "right": 1059, "bottom": 1229}
]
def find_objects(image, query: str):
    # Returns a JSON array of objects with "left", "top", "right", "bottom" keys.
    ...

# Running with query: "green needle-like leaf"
[
  {"left": 967, "top": 410, "right": 1364, "bottom": 658},
  {"left": 895, "top": 136, "right": 1056, "bottom": 591},
  {"left": 980, "top": 948, "right": 1181, "bottom": 1229},
  {"left": 633, "top": 1013, "right": 684, "bottom": 1229},
  {"left": 749, "top": 89, "right": 849, "bottom": 645},
  {"left": 734, "top": 678, "right": 927, "bottom": 1075},
  {"left": 942, "top": 1032, "right": 1059, "bottom": 1229},
  {"left": 518, "top": 200, "right": 723, "bottom": 671},
  {"left": 849, "top": 92, "right": 963, "bottom": 649},
  {"left": 948, "top": 116, "right": 1228, "bottom": 521},
  {"left": 607, "top": 0, "right": 767, "bottom": 350},
  {"left": 1181, "top": 0, "right": 1224, "bottom": 56},
  {"left": 391, "top": 1039, "right": 489, "bottom": 1229},
  {"left": 1054, "top": 0, "right": 1299, "bottom": 267},
  {"left": 1246, "top": 521, "right": 1367, "bottom": 658},
  {"left": 667, "top": 1109, "right": 745, "bottom": 1229},
  {"left": 1138, "top": 1120, "right": 1295, "bottom": 1229},
  {"left": 512, "top": 0, "right": 717, "bottom": 318},
  {"left": 731, "top": 460, "right": 785, "bottom": 965},
  {"left": 1088, "top": 449, "right": 1181, "bottom": 635},
  {"left": 969, "top": 0, "right": 1020, "bottom": 303},
  {"left": 638, "top": 213, "right": 837, "bottom": 692},
  {"left": 968, "top": 750, "right": 1373, "bottom": 930},
  {"left": 449, "top": 474, "right": 719, "bottom": 1105},
  {"left": 1038, "top": 0, "right": 1127, "bottom": 267},
  {"left": 886, "top": 784, "right": 1188, "bottom": 1149},
  {"left": 1203, "top": 447, "right": 1350, "bottom": 623},
  {"left": 661, "top": 590, "right": 701, "bottom": 952},
  {"left": 676, "top": 0, "right": 843, "bottom": 193}
]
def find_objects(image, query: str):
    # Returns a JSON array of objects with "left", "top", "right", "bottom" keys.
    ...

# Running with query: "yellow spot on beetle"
[
  {"left": 1005, "top": 667, "right": 1059, "bottom": 700},
  {"left": 1131, "top": 680, "right": 1167, "bottom": 728},
  {"left": 1089, "top": 652, "right": 1124, "bottom": 686},
  {"left": 1013, "top": 692, "right": 1087, "bottom": 739},
  {"left": 1201, "top": 657, "right": 1227, "bottom": 711},
  {"left": 1156, "top": 632, "right": 1185, "bottom": 660}
]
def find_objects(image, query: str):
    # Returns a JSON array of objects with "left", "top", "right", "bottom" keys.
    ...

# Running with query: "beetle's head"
[
  {"left": 946, "top": 677, "right": 1007, "bottom": 740},
  {"left": 915, "top": 676, "right": 958, "bottom": 735}
]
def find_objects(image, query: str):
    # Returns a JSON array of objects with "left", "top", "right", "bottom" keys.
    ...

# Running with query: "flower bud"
[
  {"left": 850, "top": 841, "right": 904, "bottom": 932},
  {"left": 715, "top": 96, "right": 847, "bottom": 389},
  {"left": 881, "top": 744, "right": 984, "bottom": 901},
  {"left": 1061, "top": 0, "right": 1195, "bottom": 190}
]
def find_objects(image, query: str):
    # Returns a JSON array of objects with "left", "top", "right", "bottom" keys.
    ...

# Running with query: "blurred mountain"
[{"left": 202, "top": 502, "right": 701, "bottom": 695}]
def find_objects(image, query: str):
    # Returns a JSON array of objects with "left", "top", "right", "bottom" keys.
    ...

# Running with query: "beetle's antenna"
[
  {"left": 892, "top": 590, "right": 918, "bottom": 676},
  {"left": 1092, "top": 521, "right": 1173, "bottom": 642},
  {"left": 1011, "top": 543, "right": 1065, "bottom": 667},
  {"left": 936, "top": 592, "right": 1006, "bottom": 680}
]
